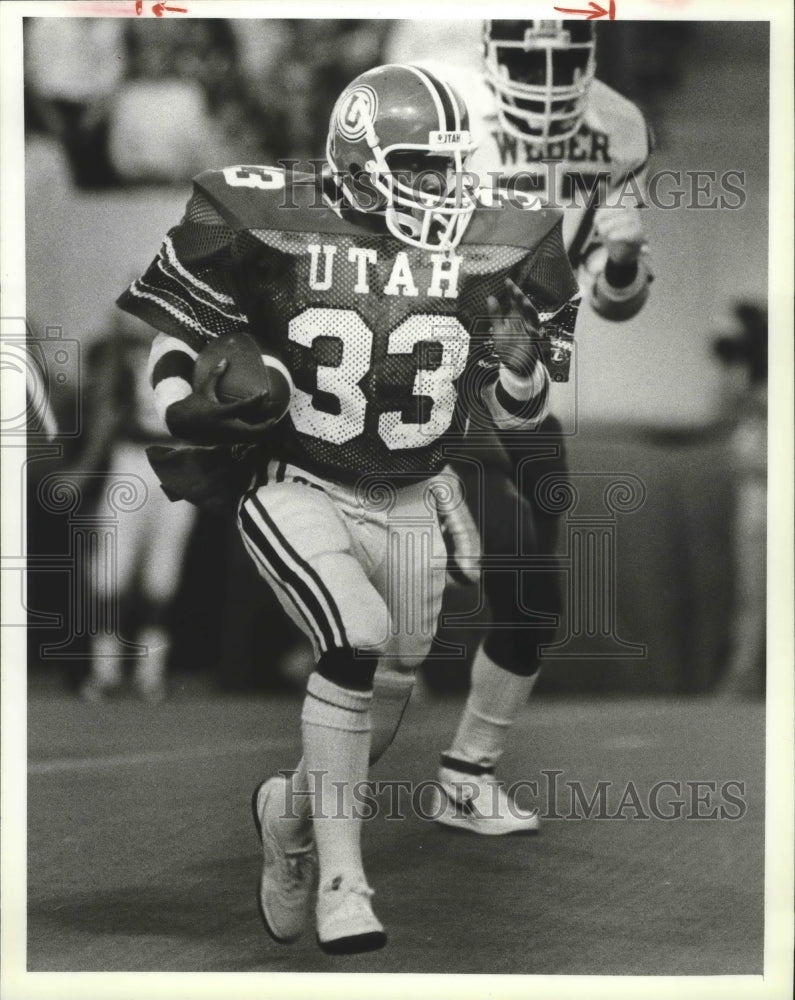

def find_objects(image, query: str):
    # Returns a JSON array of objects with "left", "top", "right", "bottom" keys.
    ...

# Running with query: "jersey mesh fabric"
[{"left": 117, "top": 192, "right": 244, "bottom": 352}]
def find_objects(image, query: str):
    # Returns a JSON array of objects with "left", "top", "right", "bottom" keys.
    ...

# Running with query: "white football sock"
[
  {"left": 301, "top": 672, "right": 373, "bottom": 888},
  {"left": 446, "top": 646, "right": 538, "bottom": 771}
]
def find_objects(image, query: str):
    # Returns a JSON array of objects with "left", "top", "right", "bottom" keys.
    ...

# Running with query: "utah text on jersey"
[{"left": 306, "top": 243, "right": 463, "bottom": 300}]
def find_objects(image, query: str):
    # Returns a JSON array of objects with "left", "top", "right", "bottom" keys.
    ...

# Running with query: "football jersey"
[{"left": 118, "top": 166, "right": 579, "bottom": 485}]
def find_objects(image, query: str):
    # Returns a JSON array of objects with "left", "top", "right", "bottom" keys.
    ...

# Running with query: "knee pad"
[{"left": 311, "top": 552, "right": 393, "bottom": 654}]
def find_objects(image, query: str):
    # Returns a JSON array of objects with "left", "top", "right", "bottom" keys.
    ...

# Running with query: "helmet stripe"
[
  {"left": 413, "top": 65, "right": 458, "bottom": 132},
  {"left": 418, "top": 66, "right": 462, "bottom": 133},
  {"left": 402, "top": 64, "right": 448, "bottom": 132}
]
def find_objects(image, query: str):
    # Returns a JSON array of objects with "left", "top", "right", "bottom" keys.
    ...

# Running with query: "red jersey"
[{"left": 119, "top": 166, "right": 579, "bottom": 484}]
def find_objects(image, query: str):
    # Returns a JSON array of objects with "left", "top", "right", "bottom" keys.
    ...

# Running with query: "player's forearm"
[
  {"left": 586, "top": 198, "right": 653, "bottom": 322},
  {"left": 147, "top": 332, "right": 197, "bottom": 422},
  {"left": 483, "top": 363, "right": 550, "bottom": 431},
  {"left": 590, "top": 254, "right": 653, "bottom": 321}
]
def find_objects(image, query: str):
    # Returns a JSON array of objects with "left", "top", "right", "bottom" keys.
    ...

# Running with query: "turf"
[{"left": 26, "top": 688, "right": 764, "bottom": 974}]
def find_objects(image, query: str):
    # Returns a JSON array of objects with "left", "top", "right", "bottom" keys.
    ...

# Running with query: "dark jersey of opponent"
[{"left": 118, "top": 165, "right": 579, "bottom": 485}]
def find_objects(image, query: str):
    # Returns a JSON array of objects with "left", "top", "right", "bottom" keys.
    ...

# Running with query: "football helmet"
[
  {"left": 326, "top": 64, "right": 478, "bottom": 251},
  {"left": 483, "top": 20, "right": 596, "bottom": 145}
]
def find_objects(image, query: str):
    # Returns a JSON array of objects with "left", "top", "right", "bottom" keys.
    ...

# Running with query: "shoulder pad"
[
  {"left": 586, "top": 80, "right": 650, "bottom": 174},
  {"left": 465, "top": 195, "right": 563, "bottom": 249},
  {"left": 193, "top": 165, "right": 360, "bottom": 237}
]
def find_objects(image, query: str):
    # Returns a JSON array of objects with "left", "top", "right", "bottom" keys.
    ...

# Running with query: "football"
[{"left": 193, "top": 332, "right": 293, "bottom": 424}]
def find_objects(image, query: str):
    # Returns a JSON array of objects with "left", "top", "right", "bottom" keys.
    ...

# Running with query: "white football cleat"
[
  {"left": 251, "top": 776, "right": 318, "bottom": 943},
  {"left": 316, "top": 875, "right": 387, "bottom": 954},
  {"left": 430, "top": 764, "right": 540, "bottom": 836}
]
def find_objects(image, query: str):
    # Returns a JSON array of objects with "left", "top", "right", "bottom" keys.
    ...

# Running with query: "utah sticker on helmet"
[{"left": 428, "top": 130, "right": 474, "bottom": 151}]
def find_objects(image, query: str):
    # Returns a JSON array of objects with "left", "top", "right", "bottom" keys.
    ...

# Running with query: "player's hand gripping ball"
[{"left": 193, "top": 332, "right": 293, "bottom": 425}]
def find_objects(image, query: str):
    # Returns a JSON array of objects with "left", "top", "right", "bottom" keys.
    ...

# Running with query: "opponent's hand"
[
  {"left": 166, "top": 359, "right": 278, "bottom": 444},
  {"left": 487, "top": 278, "right": 545, "bottom": 376},
  {"left": 593, "top": 205, "right": 647, "bottom": 267}
]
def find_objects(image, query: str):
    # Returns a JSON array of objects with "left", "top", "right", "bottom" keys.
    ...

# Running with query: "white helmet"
[{"left": 483, "top": 20, "right": 596, "bottom": 145}]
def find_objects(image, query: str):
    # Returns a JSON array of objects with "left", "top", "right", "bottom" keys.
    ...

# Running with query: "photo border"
[{"left": 2, "top": 2, "right": 792, "bottom": 998}]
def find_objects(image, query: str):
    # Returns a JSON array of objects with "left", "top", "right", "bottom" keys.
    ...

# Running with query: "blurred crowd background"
[
  {"left": 24, "top": 19, "right": 393, "bottom": 188},
  {"left": 24, "top": 18, "right": 691, "bottom": 188},
  {"left": 18, "top": 18, "right": 769, "bottom": 701}
]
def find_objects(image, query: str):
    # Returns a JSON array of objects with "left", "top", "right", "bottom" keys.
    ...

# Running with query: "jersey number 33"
[{"left": 288, "top": 307, "right": 470, "bottom": 450}]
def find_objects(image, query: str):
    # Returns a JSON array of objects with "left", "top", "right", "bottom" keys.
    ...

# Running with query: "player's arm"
[
  {"left": 581, "top": 167, "right": 653, "bottom": 322},
  {"left": 117, "top": 183, "right": 250, "bottom": 351},
  {"left": 121, "top": 184, "right": 275, "bottom": 444},
  {"left": 147, "top": 331, "right": 197, "bottom": 419},
  {"left": 478, "top": 207, "right": 582, "bottom": 426},
  {"left": 147, "top": 331, "right": 276, "bottom": 444},
  {"left": 481, "top": 279, "right": 553, "bottom": 431}
]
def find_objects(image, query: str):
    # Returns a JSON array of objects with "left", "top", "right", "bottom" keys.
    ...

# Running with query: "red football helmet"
[
  {"left": 483, "top": 20, "right": 596, "bottom": 145},
  {"left": 326, "top": 64, "right": 478, "bottom": 251}
]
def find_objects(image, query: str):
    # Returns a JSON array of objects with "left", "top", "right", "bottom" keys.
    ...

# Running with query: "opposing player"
[
  {"left": 387, "top": 20, "right": 653, "bottom": 834},
  {"left": 118, "top": 63, "right": 580, "bottom": 952}
]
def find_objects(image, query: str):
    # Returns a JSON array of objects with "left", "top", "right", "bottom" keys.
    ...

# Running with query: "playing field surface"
[{"left": 26, "top": 689, "right": 764, "bottom": 975}]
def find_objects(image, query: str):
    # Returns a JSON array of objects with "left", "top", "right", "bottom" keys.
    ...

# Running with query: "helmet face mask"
[
  {"left": 484, "top": 20, "right": 596, "bottom": 145},
  {"left": 327, "top": 65, "right": 479, "bottom": 251},
  {"left": 375, "top": 149, "right": 476, "bottom": 250}
]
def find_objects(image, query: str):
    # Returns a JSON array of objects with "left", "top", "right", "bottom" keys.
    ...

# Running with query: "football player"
[
  {"left": 118, "top": 63, "right": 580, "bottom": 952},
  {"left": 386, "top": 20, "right": 653, "bottom": 834},
  {"left": 78, "top": 310, "right": 197, "bottom": 703}
]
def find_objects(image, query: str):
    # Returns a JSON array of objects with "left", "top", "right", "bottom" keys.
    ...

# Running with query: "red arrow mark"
[
  {"left": 152, "top": 2, "right": 188, "bottom": 14},
  {"left": 553, "top": 0, "right": 615, "bottom": 19},
  {"left": 137, "top": 1, "right": 188, "bottom": 12}
]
